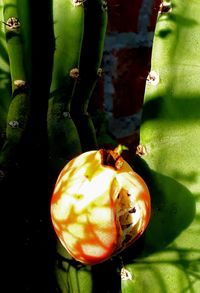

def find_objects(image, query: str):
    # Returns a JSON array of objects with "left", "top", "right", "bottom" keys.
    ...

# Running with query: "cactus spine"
[
  {"left": 122, "top": 1, "right": 200, "bottom": 292},
  {"left": 0, "top": 0, "right": 31, "bottom": 175}
]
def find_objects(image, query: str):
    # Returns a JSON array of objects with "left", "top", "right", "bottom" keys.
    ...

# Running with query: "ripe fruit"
[{"left": 50, "top": 145, "right": 151, "bottom": 265}]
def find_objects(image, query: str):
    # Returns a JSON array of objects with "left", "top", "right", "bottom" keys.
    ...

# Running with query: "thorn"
[
  {"left": 146, "top": 71, "right": 159, "bottom": 86},
  {"left": 159, "top": 1, "right": 172, "bottom": 14},
  {"left": 70, "top": 68, "right": 79, "bottom": 79},
  {"left": 63, "top": 112, "right": 71, "bottom": 118},
  {"left": 3, "top": 17, "right": 21, "bottom": 31},
  {"left": 136, "top": 144, "right": 147, "bottom": 156},
  {"left": 121, "top": 267, "right": 133, "bottom": 281},
  {"left": 72, "top": 0, "right": 86, "bottom": 7},
  {"left": 8, "top": 120, "right": 19, "bottom": 128}
]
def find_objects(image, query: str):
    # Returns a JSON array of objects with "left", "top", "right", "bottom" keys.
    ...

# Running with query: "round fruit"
[{"left": 50, "top": 145, "right": 151, "bottom": 265}]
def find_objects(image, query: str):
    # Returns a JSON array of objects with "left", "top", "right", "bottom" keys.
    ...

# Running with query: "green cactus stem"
[
  {"left": 50, "top": 2, "right": 109, "bottom": 291},
  {"left": 48, "top": 1, "right": 93, "bottom": 290},
  {"left": 54, "top": 241, "right": 93, "bottom": 293},
  {"left": 47, "top": 0, "right": 84, "bottom": 176},
  {"left": 122, "top": 1, "right": 200, "bottom": 292},
  {"left": 0, "top": 1, "right": 11, "bottom": 150},
  {"left": 0, "top": 0, "right": 31, "bottom": 175},
  {"left": 70, "top": 0, "right": 108, "bottom": 151}
]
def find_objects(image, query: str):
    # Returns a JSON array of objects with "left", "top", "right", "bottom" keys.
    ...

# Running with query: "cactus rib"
[
  {"left": 0, "top": 0, "right": 31, "bottom": 173},
  {"left": 125, "top": 1, "right": 200, "bottom": 292},
  {"left": 71, "top": 0, "right": 108, "bottom": 151},
  {"left": 47, "top": 0, "right": 84, "bottom": 175}
]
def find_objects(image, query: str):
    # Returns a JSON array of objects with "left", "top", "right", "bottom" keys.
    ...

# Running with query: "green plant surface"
[
  {"left": 0, "top": 0, "right": 31, "bottom": 172},
  {"left": 2, "top": 0, "right": 200, "bottom": 292},
  {"left": 0, "top": 1, "right": 11, "bottom": 148},
  {"left": 54, "top": 242, "right": 93, "bottom": 293},
  {"left": 122, "top": 1, "right": 200, "bottom": 292},
  {"left": 51, "top": 2, "right": 109, "bottom": 291},
  {"left": 47, "top": 0, "right": 84, "bottom": 176},
  {"left": 71, "top": 0, "right": 108, "bottom": 151}
]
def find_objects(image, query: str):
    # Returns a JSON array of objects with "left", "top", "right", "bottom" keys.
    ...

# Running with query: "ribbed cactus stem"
[
  {"left": 71, "top": 0, "right": 108, "bottom": 151},
  {"left": 2, "top": 12, "right": 25, "bottom": 87},
  {"left": 124, "top": 1, "right": 200, "bottom": 292},
  {"left": 0, "top": 0, "right": 30, "bottom": 174},
  {"left": 50, "top": 2, "right": 108, "bottom": 291},
  {"left": 0, "top": 1, "right": 11, "bottom": 149},
  {"left": 48, "top": 0, "right": 84, "bottom": 175}
]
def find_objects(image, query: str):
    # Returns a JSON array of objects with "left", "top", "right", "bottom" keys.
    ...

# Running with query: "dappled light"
[
  {"left": 1, "top": 0, "right": 200, "bottom": 292},
  {"left": 51, "top": 147, "right": 151, "bottom": 265},
  {"left": 133, "top": 0, "right": 200, "bottom": 291}
]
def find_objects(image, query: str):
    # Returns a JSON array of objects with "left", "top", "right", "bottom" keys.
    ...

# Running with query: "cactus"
[
  {"left": 71, "top": 0, "right": 108, "bottom": 151},
  {"left": 0, "top": 1, "right": 11, "bottom": 151},
  {"left": 122, "top": 1, "right": 200, "bottom": 292},
  {"left": 1, "top": 0, "right": 200, "bottom": 292},
  {"left": 47, "top": 0, "right": 84, "bottom": 177},
  {"left": 0, "top": 0, "right": 31, "bottom": 176},
  {"left": 50, "top": 1, "right": 109, "bottom": 291},
  {"left": 47, "top": 0, "right": 108, "bottom": 178}
]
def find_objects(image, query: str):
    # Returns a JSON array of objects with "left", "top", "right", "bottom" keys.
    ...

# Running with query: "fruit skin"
[{"left": 50, "top": 147, "right": 151, "bottom": 265}]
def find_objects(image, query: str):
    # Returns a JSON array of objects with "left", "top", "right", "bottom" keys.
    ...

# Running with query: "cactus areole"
[{"left": 50, "top": 146, "right": 151, "bottom": 265}]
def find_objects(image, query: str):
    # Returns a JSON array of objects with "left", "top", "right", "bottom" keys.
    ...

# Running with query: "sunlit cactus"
[
  {"left": 0, "top": 0, "right": 31, "bottom": 176},
  {"left": 70, "top": 0, "right": 108, "bottom": 151},
  {"left": 1, "top": 0, "right": 199, "bottom": 292},
  {"left": 47, "top": 0, "right": 84, "bottom": 176},
  {"left": 123, "top": 1, "right": 200, "bottom": 292}
]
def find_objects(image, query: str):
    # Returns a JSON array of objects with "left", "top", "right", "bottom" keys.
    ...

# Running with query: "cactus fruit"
[
  {"left": 2, "top": 0, "right": 200, "bottom": 292},
  {"left": 122, "top": 1, "right": 200, "bottom": 292},
  {"left": 50, "top": 145, "right": 151, "bottom": 265}
]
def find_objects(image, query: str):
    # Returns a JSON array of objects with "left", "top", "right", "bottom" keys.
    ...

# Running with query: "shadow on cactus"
[
  {"left": 140, "top": 96, "right": 200, "bottom": 124},
  {"left": 119, "top": 158, "right": 198, "bottom": 293},
  {"left": 55, "top": 242, "right": 121, "bottom": 293},
  {"left": 122, "top": 157, "right": 196, "bottom": 257},
  {"left": 121, "top": 245, "right": 200, "bottom": 293},
  {"left": 50, "top": 154, "right": 197, "bottom": 292}
]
